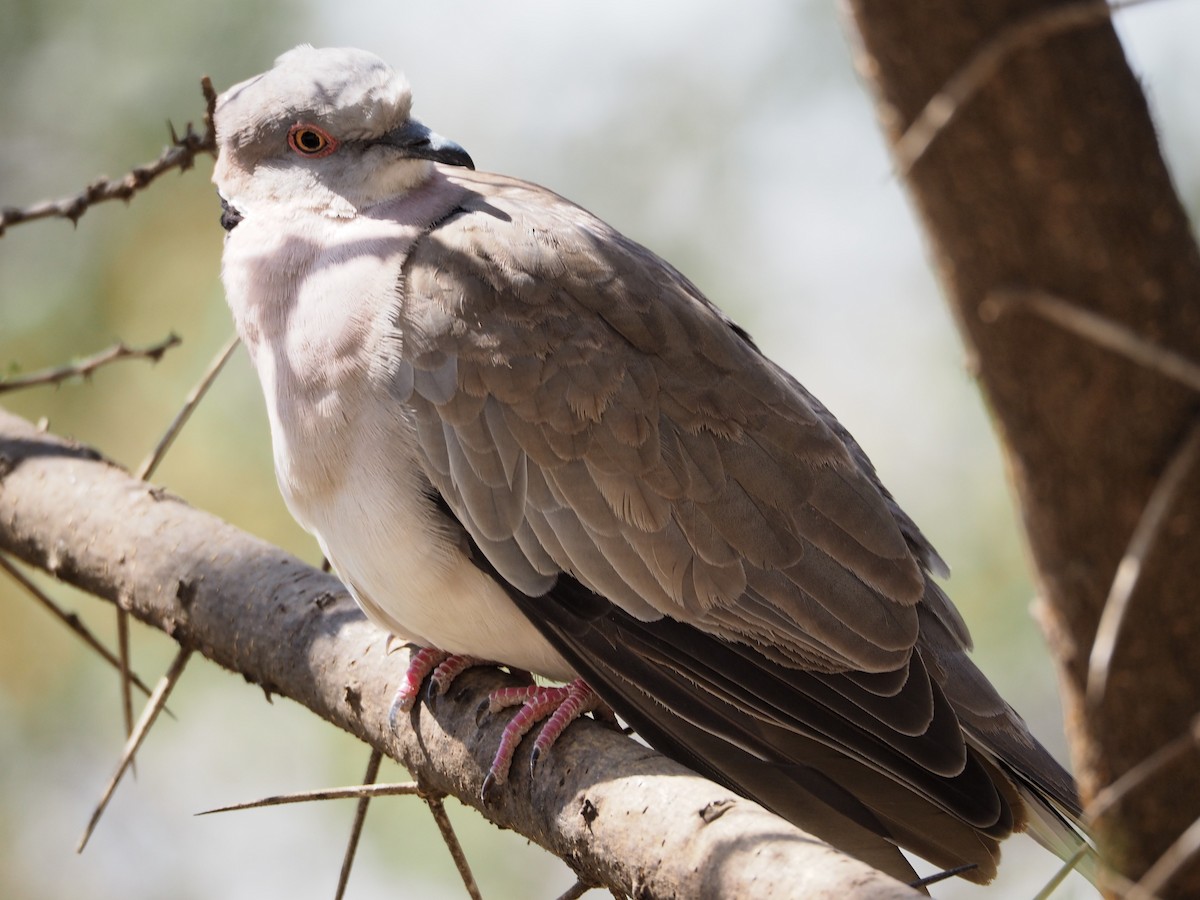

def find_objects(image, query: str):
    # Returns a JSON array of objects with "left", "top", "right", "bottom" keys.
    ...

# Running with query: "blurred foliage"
[{"left": 4, "top": 1, "right": 1197, "bottom": 898}]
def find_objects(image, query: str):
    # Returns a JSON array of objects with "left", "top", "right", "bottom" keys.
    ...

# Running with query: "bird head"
[{"left": 212, "top": 45, "right": 474, "bottom": 220}]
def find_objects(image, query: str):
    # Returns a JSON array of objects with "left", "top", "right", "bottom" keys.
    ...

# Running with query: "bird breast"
[{"left": 219, "top": 198, "right": 573, "bottom": 680}]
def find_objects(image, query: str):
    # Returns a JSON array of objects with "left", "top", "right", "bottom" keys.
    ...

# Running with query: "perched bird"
[{"left": 213, "top": 45, "right": 1086, "bottom": 886}]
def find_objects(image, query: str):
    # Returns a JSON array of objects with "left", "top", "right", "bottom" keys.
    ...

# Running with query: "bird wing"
[
  {"left": 389, "top": 168, "right": 1077, "bottom": 881},
  {"left": 396, "top": 169, "right": 935, "bottom": 675}
]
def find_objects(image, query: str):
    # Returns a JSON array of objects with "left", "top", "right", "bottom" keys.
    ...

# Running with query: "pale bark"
[{"left": 0, "top": 407, "right": 919, "bottom": 899}]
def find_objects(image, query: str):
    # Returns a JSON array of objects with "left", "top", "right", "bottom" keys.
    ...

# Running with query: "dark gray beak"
[{"left": 379, "top": 119, "right": 474, "bottom": 170}]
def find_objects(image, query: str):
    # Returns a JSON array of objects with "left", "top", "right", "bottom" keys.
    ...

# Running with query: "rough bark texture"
[
  {"left": 0, "top": 407, "right": 919, "bottom": 899},
  {"left": 844, "top": 1, "right": 1200, "bottom": 894}
]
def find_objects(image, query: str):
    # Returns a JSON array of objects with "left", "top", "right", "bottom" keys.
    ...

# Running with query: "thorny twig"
[
  {"left": 892, "top": 0, "right": 1155, "bottom": 174},
  {"left": 136, "top": 333, "right": 239, "bottom": 480},
  {"left": 0, "top": 334, "right": 181, "bottom": 394},
  {"left": 0, "top": 554, "right": 159, "bottom": 703},
  {"left": 0, "top": 77, "right": 218, "bottom": 236},
  {"left": 77, "top": 646, "right": 193, "bottom": 852},
  {"left": 554, "top": 881, "right": 594, "bottom": 900},
  {"left": 335, "top": 748, "right": 383, "bottom": 900},
  {"left": 199, "top": 782, "right": 423, "bottom": 816},
  {"left": 423, "top": 790, "right": 484, "bottom": 900}
]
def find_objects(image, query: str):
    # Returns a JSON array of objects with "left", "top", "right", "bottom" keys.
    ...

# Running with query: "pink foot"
[
  {"left": 481, "top": 679, "right": 604, "bottom": 800},
  {"left": 389, "top": 648, "right": 490, "bottom": 730}
]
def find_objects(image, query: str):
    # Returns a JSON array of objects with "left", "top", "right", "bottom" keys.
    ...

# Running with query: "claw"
[
  {"left": 481, "top": 679, "right": 604, "bottom": 796},
  {"left": 389, "top": 648, "right": 489, "bottom": 730}
]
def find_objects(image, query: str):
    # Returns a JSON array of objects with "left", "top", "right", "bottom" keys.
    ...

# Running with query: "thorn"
[
  {"left": 117, "top": 608, "right": 136, "bottom": 778},
  {"left": 198, "top": 780, "right": 419, "bottom": 816},
  {"left": 475, "top": 698, "right": 492, "bottom": 725},
  {"left": 77, "top": 646, "right": 192, "bottom": 852},
  {"left": 910, "top": 862, "right": 977, "bottom": 888}
]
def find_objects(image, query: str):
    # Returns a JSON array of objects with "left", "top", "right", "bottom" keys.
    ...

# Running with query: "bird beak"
[{"left": 378, "top": 119, "right": 475, "bottom": 170}]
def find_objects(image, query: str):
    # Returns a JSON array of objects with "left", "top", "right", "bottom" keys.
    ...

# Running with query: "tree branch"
[
  {"left": 0, "top": 334, "right": 181, "bottom": 394},
  {"left": 0, "top": 407, "right": 919, "bottom": 899},
  {"left": 0, "top": 77, "right": 217, "bottom": 236}
]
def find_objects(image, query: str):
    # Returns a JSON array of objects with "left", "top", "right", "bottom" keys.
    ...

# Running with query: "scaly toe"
[
  {"left": 480, "top": 679, "right": 609, "bottom": 799},
  {"left": 389, "top": 647, "right": 451, "bottom": 728}
]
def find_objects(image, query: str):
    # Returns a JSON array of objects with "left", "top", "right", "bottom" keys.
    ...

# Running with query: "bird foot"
[
  {"left": 389, "top": 651, "right": 610, "bottom": 802},
  {"left": 480, "top": 679, "right": 605, "bottom": 801},
  {"left": 389, "top": 648, "right": 492, "bottom": 730}
]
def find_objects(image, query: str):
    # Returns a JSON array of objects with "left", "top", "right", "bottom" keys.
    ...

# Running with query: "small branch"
[
  {"left": 0, "top": 553, "right": 159, "bottom": 702},
  {"left": 335, "top": 748, "right": 383, "bottom": 900},
  {"left": 555, "top": 881, "right": 593, "bottom": 900},
  {"left": 0, "top": 76, "right": 217, "bottom": 236},
  {"left": 424, "top": 791, "right": 484, "bottom": 900},
  {"left": 0, "top": 334, "right": 181, "bottom": 394},
  {"left": 136, "top": 333, "right": 239, "bottom": 480},
  {"left": 77, "top": 646, "right": 193, "bottom": 852}
]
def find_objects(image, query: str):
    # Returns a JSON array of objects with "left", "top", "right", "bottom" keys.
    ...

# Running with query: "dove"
[{"left": 212, "top": 45, "right": 1088, "bottom": 885}]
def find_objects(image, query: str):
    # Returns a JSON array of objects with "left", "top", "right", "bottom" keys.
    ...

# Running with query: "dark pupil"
[{"left": 299, "top": 131, "right": 323, "bottom": 151}]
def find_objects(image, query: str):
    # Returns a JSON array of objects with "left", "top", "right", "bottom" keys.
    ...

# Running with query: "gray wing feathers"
[{"left": 397, "top": 171, "right": 938, "bottom": 673}]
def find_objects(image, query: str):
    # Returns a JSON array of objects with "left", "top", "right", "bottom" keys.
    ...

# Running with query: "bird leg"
[{"left": 480, "top": 679, "right": 604, "bottom": 800}]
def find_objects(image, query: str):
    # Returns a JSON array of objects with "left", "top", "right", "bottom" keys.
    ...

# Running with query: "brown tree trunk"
[{"left": 844, "top": 1, "right": 1200, "bottom": 894}]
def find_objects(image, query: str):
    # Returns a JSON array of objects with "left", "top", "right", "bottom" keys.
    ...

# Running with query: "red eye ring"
[{"left": 287, "top": 123, "right": 339, "bottom": 158}]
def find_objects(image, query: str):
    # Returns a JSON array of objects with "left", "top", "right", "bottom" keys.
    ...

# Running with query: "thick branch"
[
  {"left": 0, "top": 407, "right": 917, "bottom": 899},
  {"left": 845, "top": 1, "right": 1200, "bottom": 894}
]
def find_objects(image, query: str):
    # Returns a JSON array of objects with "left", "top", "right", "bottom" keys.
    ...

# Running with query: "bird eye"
[{"left": 287, "top": 123, "right": 338, "bottom": 158}]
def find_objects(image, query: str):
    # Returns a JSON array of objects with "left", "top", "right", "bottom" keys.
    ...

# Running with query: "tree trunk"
[{"left": 844, "top": 1, "right": 1200, "bottom": 894}]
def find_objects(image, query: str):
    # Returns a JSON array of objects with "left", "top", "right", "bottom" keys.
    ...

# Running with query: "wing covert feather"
[{"left": 397, "top": 170, "right": 934, "bottom": 673}]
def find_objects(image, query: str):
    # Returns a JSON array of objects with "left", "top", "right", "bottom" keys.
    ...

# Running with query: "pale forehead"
[{"left": 215, "top": 46, "right": 413, "bottom": 146}]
